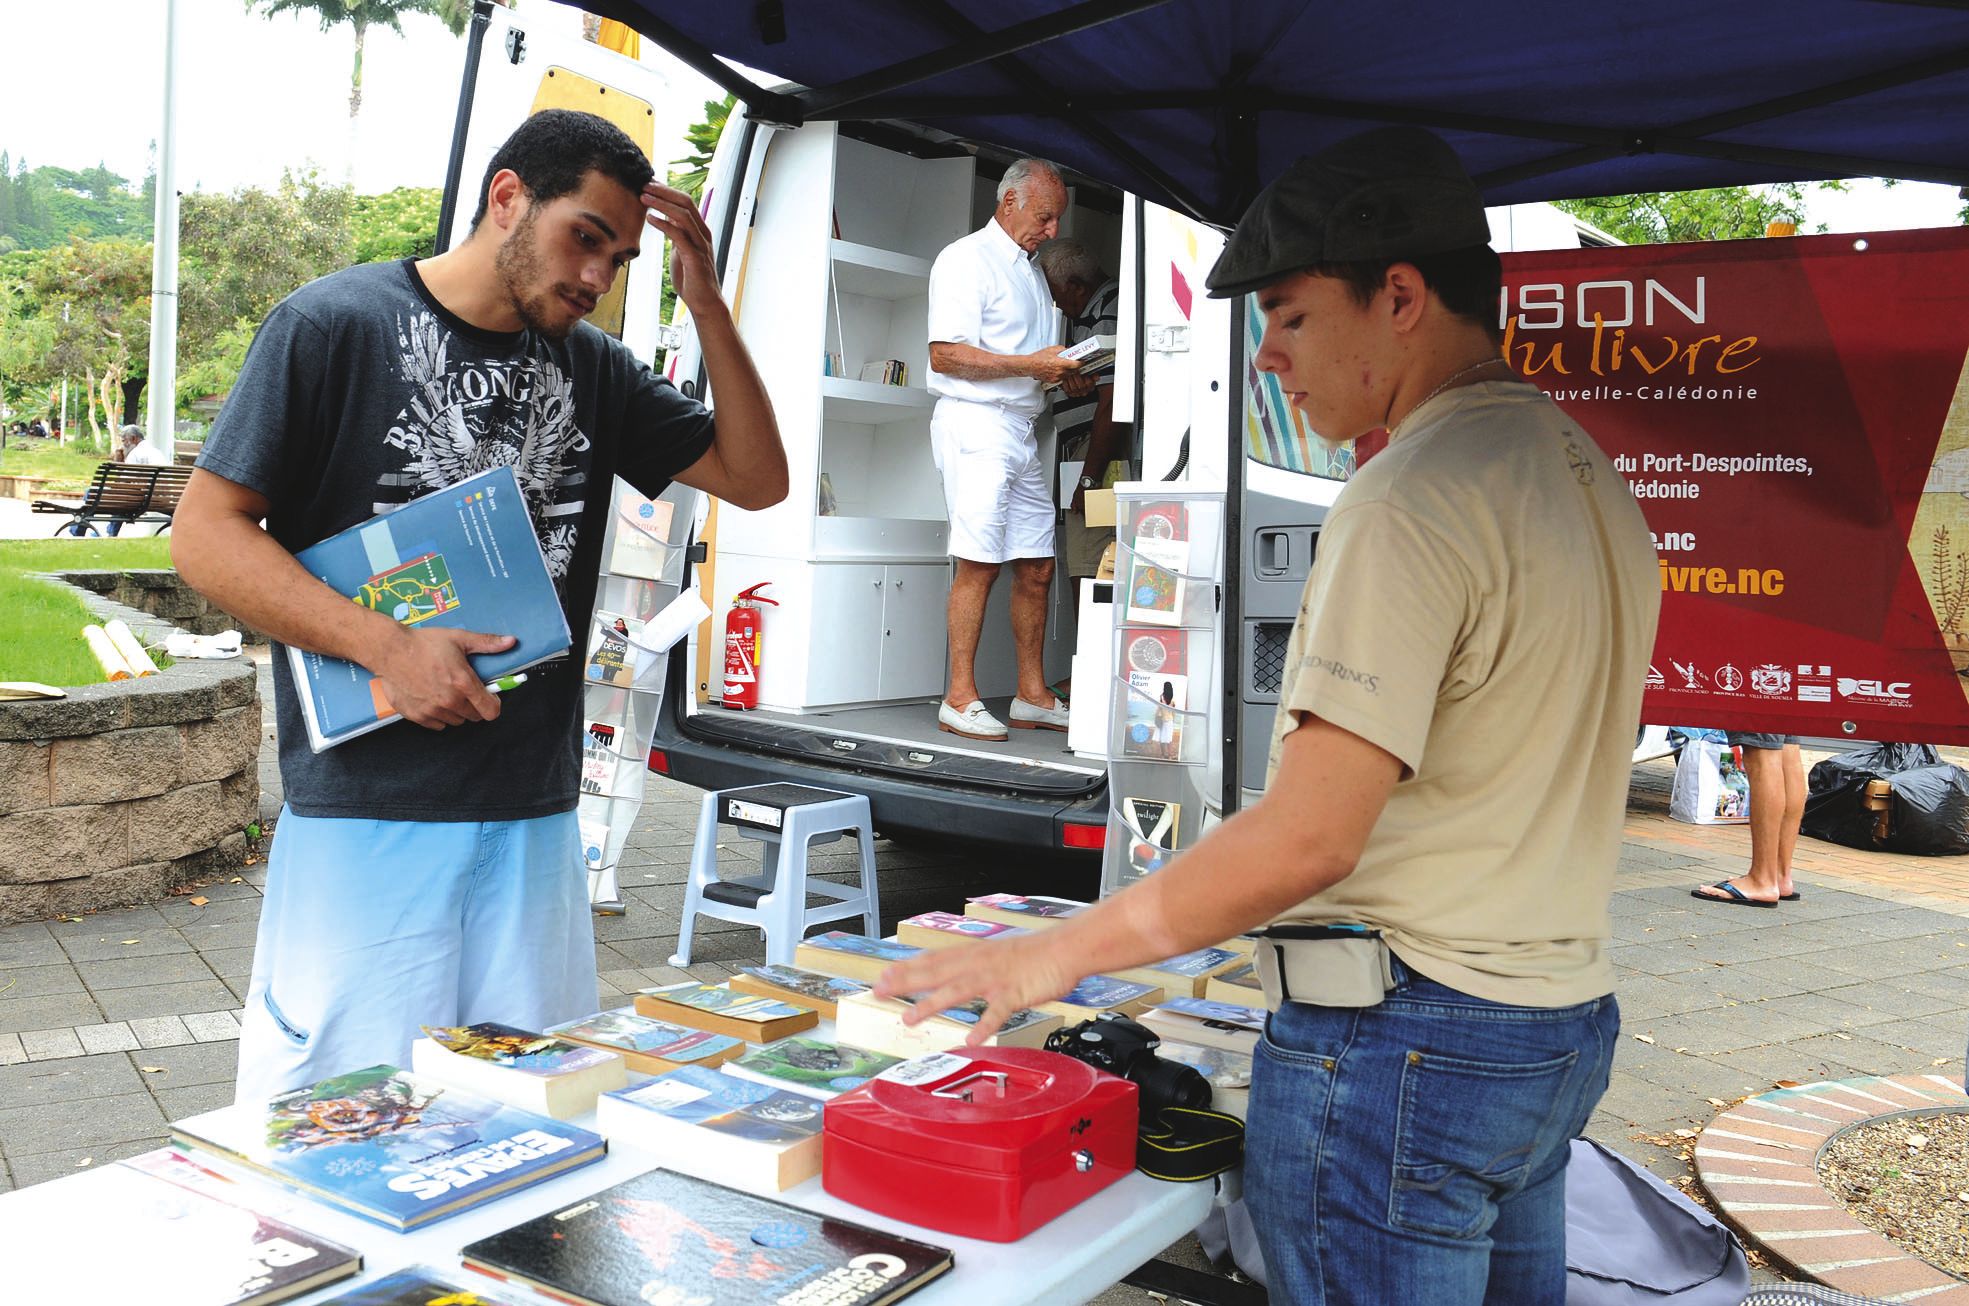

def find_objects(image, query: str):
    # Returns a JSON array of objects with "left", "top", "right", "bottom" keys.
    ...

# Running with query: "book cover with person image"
[
  {"left": 1119, "top": 628, "right": 1188, "bottom": 761},
  {"left": 584, "top": 611, "right": 640, "bottom": 688},
  {"left": 286, "top": 465, "right": 570, "bottom": 752}
]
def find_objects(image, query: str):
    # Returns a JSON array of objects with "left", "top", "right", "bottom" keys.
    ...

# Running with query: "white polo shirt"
[{"left": 926, "top": 219, "right": 1058, "bottom": 416}]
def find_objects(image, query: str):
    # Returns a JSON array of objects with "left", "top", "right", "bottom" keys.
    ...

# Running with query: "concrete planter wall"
[
  {"left": 0, "top": 582, "right": 261, "bottom": 924},
  {"left": 57, "top": 570, "right": 268, "bottom": 644}
]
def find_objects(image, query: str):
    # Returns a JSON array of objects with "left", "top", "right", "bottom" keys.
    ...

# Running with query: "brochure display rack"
[
  {"left": 579, "top": 477, "right": 701, "bottom": 912},
  {"left": 1102, "top": 486, "right": 1225, "bottom": 896}
]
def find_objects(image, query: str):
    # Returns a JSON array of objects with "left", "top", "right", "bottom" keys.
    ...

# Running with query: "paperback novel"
[
  {"left": 722, "top": 1036, "right": 902, "bottom": 1100},
  {"left": 547, "top": 1008, "right": 744, "bottom": 1074},
  {"left": 632, "top": 982, "right": 819, "bottom": 1043},
  {"left": 727, "top": 963, "right": 870, "bottom": 1019},
  {"left": 597, "top": 1064, "right": 824, "bottom": 1191}
]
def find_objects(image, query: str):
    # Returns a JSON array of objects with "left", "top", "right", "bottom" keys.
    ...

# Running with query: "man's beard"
[{"left": 494, "top": 206, "right": 591, "bottom": 339}]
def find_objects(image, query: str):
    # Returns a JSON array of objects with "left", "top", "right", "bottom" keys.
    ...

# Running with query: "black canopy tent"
[{"left": 574, "top": 0, "right": 1969, "bottom": 224}]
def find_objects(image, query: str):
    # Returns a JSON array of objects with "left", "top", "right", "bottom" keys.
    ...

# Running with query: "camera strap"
[{"left": 1136, "top": 1105, "right": 1245, "bottom": 1182}]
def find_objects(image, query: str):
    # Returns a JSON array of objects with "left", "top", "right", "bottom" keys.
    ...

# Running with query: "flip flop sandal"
[
  {"left": 1780, "top": 890, "right": 1802, "bottom": 901},
  {"left": 1691, "top": 880, "right": 1778, "bottom": 908}
]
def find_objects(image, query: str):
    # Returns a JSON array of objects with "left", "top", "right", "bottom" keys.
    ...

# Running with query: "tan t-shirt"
[{"left": 1263, "top": 380, "right": 1659, "bottom": 1007}]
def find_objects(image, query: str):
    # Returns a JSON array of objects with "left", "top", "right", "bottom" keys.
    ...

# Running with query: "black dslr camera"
[{"left": 1044, "top": 1012, "right": 1212, "bottom": 1116}]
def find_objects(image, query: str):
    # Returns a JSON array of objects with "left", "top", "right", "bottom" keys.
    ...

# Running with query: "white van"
[{"left": 439, "top": 6, "right": 1651, "bottom": 862}]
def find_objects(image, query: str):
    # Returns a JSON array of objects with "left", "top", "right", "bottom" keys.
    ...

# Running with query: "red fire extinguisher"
[{"left": 722, "top": 582, "right": 777, "bottom": 710}]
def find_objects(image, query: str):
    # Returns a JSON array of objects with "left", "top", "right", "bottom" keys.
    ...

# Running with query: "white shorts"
[{"left": 931, "top": 398, "right": 1055, "bottom": 564}]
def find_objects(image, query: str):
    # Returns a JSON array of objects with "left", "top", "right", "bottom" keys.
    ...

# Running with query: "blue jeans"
[{"left": 1243, "top": 958, "right": 1619, "bottom": 1306}]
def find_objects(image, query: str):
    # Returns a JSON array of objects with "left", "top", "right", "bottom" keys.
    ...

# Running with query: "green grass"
[
  {"left": 0, "top": 538, "right": 175, "bottom": 687},
  {"left": 0, "top": 439, "right": 112, "bottom": 494}
]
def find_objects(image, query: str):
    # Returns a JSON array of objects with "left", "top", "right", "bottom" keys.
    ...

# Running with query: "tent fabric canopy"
[{"left": 586, "top": 0, "right": 1969, "bottom": 225}]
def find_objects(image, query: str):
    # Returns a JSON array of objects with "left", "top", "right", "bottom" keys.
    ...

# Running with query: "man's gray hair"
[
  {"left": 117, "top": 424, "right": 144, "bottom": 444},
  {"left": 1000, "top": 158, "right": 1062, "bottom": 209},
  {"left": 1036, "top": 239, "right": 1104, "bottom": 289}
]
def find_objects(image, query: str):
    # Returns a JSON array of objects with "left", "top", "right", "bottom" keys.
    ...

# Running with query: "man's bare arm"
[
  {"left": 1071, "top": 385, "right": 1122, "bottom": 513},
  {"left": 930, "top": 341, "right": 1079, "bottom": 387},
  {"left": 170, "top": 470, "right": 512, "bottom": 728}
]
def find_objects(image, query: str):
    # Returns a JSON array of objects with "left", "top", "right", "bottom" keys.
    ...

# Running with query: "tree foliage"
[
  {"left": 351, "top": 187, "right": 442, "bottom": 263},
  {"left": 2, "top": 237, "right": 153, "bottom": 444},
  {"left": 247, "top": 0, "right": 458, "bottom": 118},
  {"left": 670, "top": 95, "right": 734, "bottom": 202},
  {"left": 1553, "top": 182, "right": 1838, "bottom": 245},
  {"left": 0, "top": 154, "right": 154, "bottom": 254}
]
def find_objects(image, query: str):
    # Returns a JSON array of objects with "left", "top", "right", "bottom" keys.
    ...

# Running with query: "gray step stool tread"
[{"left": 722, "top": 783, "right": 855, "bottom": 808}]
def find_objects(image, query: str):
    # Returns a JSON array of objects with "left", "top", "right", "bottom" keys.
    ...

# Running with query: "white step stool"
[{"left": 669, "top": 783, "right": 881, "bottom": 968}]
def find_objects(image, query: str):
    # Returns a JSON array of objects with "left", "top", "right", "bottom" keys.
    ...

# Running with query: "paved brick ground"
[{"left": 2, "top": 670, "right": 1965, "bottom": 1297}]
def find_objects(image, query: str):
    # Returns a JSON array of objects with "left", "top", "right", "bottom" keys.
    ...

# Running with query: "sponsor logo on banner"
[
  {"left": 1795, "top": 664, "right": 1833, "bottom": 703},
  {"left": 1749, "top": 664, "right": 1792, "bottom": 697},
  {"left": 1646, "top": 664, "right": 1665, "bottom": 689},
  {"left": 1838, "top": 677, "right": 1913, "bottom": 707},
  {"left": 1713, "top": 664, "right": 1745, "bottom": 694},
  {"left": 1669, "top": 659, "right": 1709, "bottom": 691}
]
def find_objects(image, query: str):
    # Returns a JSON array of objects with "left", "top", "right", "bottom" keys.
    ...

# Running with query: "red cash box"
[{"left": 822, "top": 1046, "right": 1138, "bottom": 1242}]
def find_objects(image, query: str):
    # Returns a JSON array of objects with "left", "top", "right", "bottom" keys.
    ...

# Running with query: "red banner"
[{"left": 1503, "top": 229, "right": 1969, "bottom": 743}]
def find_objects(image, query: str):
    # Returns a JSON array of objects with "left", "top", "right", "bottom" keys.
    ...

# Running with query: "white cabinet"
[{"left": 877, "top": 563, "right": 950, "bottom": 700}]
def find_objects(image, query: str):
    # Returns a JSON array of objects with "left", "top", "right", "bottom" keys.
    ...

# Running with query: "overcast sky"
[{"left": 3, "top": 0, "right": 1964, "bottom": 232}]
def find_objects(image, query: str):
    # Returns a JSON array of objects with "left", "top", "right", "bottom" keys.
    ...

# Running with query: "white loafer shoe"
[
  {"left": 1009, "top": 695, "right": 1070, "bottom": 732},
  {"left": 939, "top": 699, "right": 1008, "bottom": 741}
]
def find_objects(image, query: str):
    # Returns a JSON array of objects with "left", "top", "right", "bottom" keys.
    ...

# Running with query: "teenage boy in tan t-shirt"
[{"left": 875, "top": 126, "right": 1659, "bottom": 1305}]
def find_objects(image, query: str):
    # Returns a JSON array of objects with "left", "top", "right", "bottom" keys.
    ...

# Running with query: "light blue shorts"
[{"left": 233, "top": 805, "right": 597, "bottom": 1108}]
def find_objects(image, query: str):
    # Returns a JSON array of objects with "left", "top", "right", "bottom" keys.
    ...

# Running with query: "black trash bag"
[{"left": 1803, "top": 744, "right": 1969, "bottom": 856}]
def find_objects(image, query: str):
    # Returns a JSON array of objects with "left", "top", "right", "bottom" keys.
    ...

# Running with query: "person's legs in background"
[
  {"left": 944, "top": 557, "right": 1001, "bottom": 711},
  {"left": 1694, "top": 733, "right": 1804, "bottom": 905}
]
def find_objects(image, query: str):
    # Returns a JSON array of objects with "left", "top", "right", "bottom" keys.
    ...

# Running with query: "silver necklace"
[{"left": 1390, "top": 356, "right": 1511, "bottom": 438}]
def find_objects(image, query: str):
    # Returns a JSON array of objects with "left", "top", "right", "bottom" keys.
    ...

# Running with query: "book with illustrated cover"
[
  {"left": 0, "top": 1149, "right": 362, "bottom": 1305},
  {"left": 1119, "top": 628, "right": 1189, "bottom": 761},
  {"left": 411, "top": 1022, "right": 626, "bottom": 1119},
  {"left": 585, "top": 611, "right": 641, "bottom": 688},
  {"left": 168, "top": 1064, "right": 607, "bottom": 1231},
  {"left": 1203, "top": 960, "right": 1264, "bottom": 1007},
  {"left": 547, "top": 1008, "right": 744, "bottom": 1075},
  {"left": 1140, "top": 998, "right": 1266, "bottom": 1052},
  {"left": 320, "top": 1267, "right": 513, "bottom": 1304},
  {"left": 1038, "top": 974, "right": 1164, "bottom": 1020},
  {"left": 607, "top": 480, "right": 679, "bottom": 582},
  {"left": 792, "top": 931, "right": 923, "bottom": 984},
  {"left": 833, "top": 989, "right": 1063, "bottom": 1059},
  {"left": 580, "top": 719, "right": 641, "bottom": 799},
  {"left": 721, "top": 1036, "right": 902, "bottom": 1100},
  {"left": 727, "top": 963, "right": 869, "bottom": 1019},
  {"left": 1107, "top": 946, "right": 1247, "bottom": 1000},
  {"left": 597, "top": 1065, "right": 824, "bottom": 1192},
  {"left": 963, "top": 893, "right": 1088, "bottom": 929},
  {"left": 1120, "top": 795, "right": 1183, "bottom": 874},
  {"left": 286, "top": 465, "right": 570, "bottom": 752},
  {"left": 462, "top": 1168, "right": 954, "bottom": 1306},
  {"left": 632, "top": 981, "right": 819, "bottom": 1043},
  {"left": 894, "top": 910, "right": 1029, "bottom": 950}
]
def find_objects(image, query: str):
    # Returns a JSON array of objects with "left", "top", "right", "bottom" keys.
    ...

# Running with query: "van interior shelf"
[
  {"left": 829, "top": 239, "right": 933, "bottom": 299},
  {"left": 819, "top": 376, "right": 936, "bottom": 423}
]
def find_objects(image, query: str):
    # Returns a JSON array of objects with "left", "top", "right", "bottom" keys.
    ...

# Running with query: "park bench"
[{"left": 29, "top": 462, "right": 193, "bottom": 536}]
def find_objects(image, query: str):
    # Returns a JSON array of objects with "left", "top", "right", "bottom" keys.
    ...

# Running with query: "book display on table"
[
  {"left": 596, "top": 1064, "right": 825, "bottom": 1192},
  {"left": 793, "top": 930, "right": 923, "bottom": 983},
  {"left": 547, "top": 1007, "right": 744, "bottom": 1074},
  {"left": 894, "top": 910, "right": 1029, "bottom": 949},
  {"left": 1103, "top": 945, "right": 1247, "bottom": 1000},
  {"left": 410, "top": 1022, "right": 626, "bottom": 1119},
  {"left": 1203, "top": 959, "right": 1265, "bottom": 1007},
  {"left": 632, "top": 980, "right": 819, "bottom": 1043},
  {"left": 461, "top": 1167, "right": 954, "bottom": 1306},
  {"left": 833, "top": 989, "right": 1062, "bottom": 1058},
  {"left": 286, "top": 465, "right": 571, "bottom": 752},
  {"left": 1138, "top": 997, "right": 1266, "bottom": 1053},
  {"left": 722, "top": 1036, "right": 902, "bottom": 1100},
  {"left": 727, "top": 963, "right": 870, "bottom": 1018},
  {"left": 1038, "top": 974, "right": 1164, "bottom": 1021},
  {"left": 962, "top": 893, "right": 1089, "bottom": 929},
  {"left": 320, "top": 1267, "right": 514, "bottom": 1304},
  {"left": 169, "top": 1064, "right": 606, "bottom": 1231},
  {"left": 1155, "top": 1040, "right": 1254, "bottom": 1119},
  {"left": 0, "top": 1149, "right": 362, "bottom": 1305}
]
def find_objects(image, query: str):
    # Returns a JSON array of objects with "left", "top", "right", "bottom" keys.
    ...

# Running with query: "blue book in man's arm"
[{"left": 286, "top": 465, "right": 572, "bottom": 752}]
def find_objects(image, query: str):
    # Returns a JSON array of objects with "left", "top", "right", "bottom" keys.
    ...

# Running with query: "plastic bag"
[
  {"left": 1670, "top": 739, "right": 1750, "bottom": 824},
  {"left": 1803, "top": 744, "right": 1969, "bottom": 855},
  {"left": 1565, "top": 1138, "right": 1751, "bottom": 1305}
]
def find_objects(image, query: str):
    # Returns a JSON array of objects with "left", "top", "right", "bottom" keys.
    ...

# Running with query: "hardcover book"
[
  {"left": 1038, "top": 974, "right": 1164, "bottom": 1020},
  {"left": 286, "top": 465, "right": 571, "bottom": 752},
  {"left": 962, "top": 893, "right": 1089, "bottom": 929},
  {"left": 721, "top": 1036, "right": 902, "bottom": 1100},
  {"left": 832, "top": 989, "right": 1063, "bottom": 1058},
  {"left": 1, "top": 1149, "right": 362, "bottom": 1305},
  {"left": 546, "top": 1008, "right": 744, "bottom": 1075},
  {"left": 1107, "top": 946, "right": 1247, "bottom": 1000},
  {"left": 168, "top": 1064, "right": 607, "bottom": 1231},
  {"left": 632, "top": 982, "right": 819, "bottom": 1043},
  {"left": 320, "top": 1267, "right": 513, "bottom": 1304},
  {"left": 411, "top": 1022, "right": 627, "bottom": 1119},
  {"left": 792, "top": 931, "right": 923, "bottom": 984},
  {"left": 462, "top": 1168, "right": 953, "bottom": 1306},
  {"left": 727, "top": 963, "right": 870, "bottom": 1019},
  {"left": 597, "top": 1064, "right": 825, "bottom": 1192},
  {"left": 894, "top": 910, "right": 1028, "bottom": 950}
]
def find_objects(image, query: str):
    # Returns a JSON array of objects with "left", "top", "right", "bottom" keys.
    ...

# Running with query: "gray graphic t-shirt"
[{"left": 199, "top": 260, "right": 714, "bottom": 821}]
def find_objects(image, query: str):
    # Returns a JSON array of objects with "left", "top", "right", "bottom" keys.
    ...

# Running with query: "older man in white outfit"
[{"left": 926, "top": 158, "right": 1084, "bottom": 741}]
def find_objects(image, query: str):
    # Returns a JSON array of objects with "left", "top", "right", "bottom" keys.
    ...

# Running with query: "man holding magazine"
[{"left": 173, "top": 110, "right": 785, "bottom": 1108}]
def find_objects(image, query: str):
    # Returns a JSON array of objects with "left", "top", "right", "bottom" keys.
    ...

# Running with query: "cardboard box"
[{"left": 1084, "top": 487, "right": 1117, "bottom": 527}]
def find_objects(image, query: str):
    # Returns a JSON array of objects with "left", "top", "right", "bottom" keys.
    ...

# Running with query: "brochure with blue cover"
[
  {"left": 285, "top": 465, "right": 571, "bottom": 752},
  {"left": 168, "top": 1064, "right": 607, "bottom": 1232}
]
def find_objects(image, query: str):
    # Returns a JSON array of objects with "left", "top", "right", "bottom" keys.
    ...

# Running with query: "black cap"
[{"left": 1206, "top": 126, "right": 1491, "bottom": 299}]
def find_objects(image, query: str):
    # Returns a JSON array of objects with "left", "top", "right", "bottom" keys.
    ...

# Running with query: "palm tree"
[
  {"left": 670, "top": 95, "right": 735, "bottom": 201},
  {"left": 246, "top": 0, "right": 459, "bottom": 120}
]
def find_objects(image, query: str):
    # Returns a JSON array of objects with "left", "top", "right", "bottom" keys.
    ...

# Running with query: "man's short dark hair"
[
  {"left": 470, "top": 109, "right": 654, "bottom": 228},
  {"left": 1306, "top": 245, "right": 1503, "bottom": 341}
]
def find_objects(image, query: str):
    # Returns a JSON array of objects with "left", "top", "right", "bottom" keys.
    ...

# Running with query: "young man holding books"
[
  {"left": 172, "top": 110, "right": 786, "bottom": 1109},
  {"left": 878, "top": 126, "right": 1659, "bottom": 1305}
]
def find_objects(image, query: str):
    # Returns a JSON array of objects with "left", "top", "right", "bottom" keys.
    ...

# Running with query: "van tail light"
[
  {"left": 1060, "top": 822, "right": 1105, "bottom": 850},
  {"left": 647, "top": 748, "right": 671, "bottom": 774}
]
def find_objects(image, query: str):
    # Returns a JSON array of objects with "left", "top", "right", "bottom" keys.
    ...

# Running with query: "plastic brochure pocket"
[
  {"left": 604, "top": 482, "right": 694, "bottom": 587},
  {"left": 1103, "top": 764, "right": 1209, "bottom": 895},
  {"left": 1112, "top": 626, "right": 1216, "bottom": 767},
  {"left": 1114, "top": 494, "right": 1223, "bottom": 629}
]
